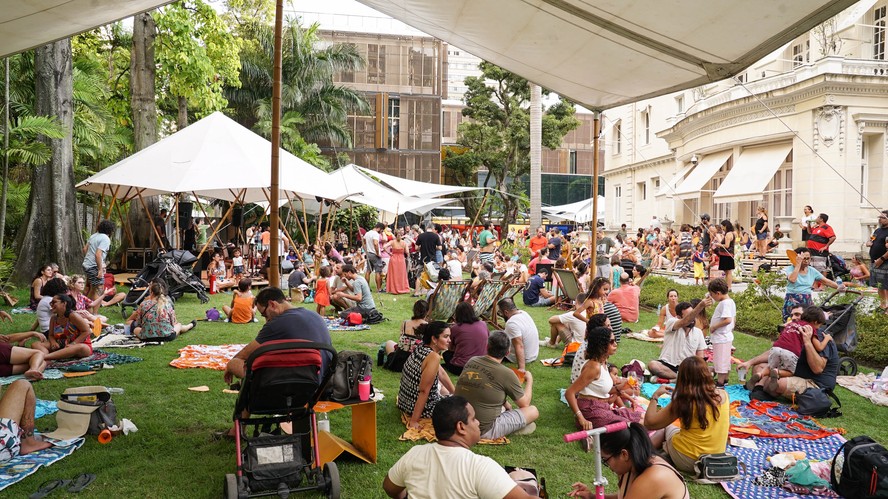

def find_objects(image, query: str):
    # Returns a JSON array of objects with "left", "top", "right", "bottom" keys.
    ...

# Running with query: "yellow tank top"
[{"left": 671, "top": 392, "right": 730, "bottom": 459}]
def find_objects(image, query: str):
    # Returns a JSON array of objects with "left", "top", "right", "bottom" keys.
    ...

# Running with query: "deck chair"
[
  {"left": 473, "top": 280, "right": 508, "bottom": 322},
  {"left": 552, "top": 268, "right": 582, "bottom": 309},
  {"left": 426, "top": 280, "right": 471, "bottom": 322},
  {"left": 488, "top": 282, "right": 526, "bottom": 329}
]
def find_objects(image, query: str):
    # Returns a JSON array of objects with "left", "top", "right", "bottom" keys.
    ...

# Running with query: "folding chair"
[
  {"left": 488, "top": 282, "right": 526, "bottom": 329},
  {"left": 552, "top": 268, "right": 582, "bottom": 310},
  {"left": 426, "top": 280, "right": 471, "bottom": 322},
  {"left": 473, "top": 280, "right": 508, "bottom": 322}
]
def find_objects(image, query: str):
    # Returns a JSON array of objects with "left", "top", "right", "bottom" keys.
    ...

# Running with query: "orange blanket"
[
  {"left": 169, "top": 344, "right": 246, "bottom": 370},
  {"left": 398, "top": 412, "right": 510, "bottom": 445}
]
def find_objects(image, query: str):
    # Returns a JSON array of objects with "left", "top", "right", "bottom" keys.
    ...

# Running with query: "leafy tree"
[{"left": 444, "top": 62, "right": 580, "bottom": 227}]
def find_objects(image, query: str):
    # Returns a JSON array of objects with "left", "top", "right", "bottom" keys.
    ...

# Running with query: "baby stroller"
[
  {"left": 820, "top": 289, "right": 864, "bottom": 376},
  {"left": 224, "top": 340, "right": 340, "bottom": 499},
  {"left": 120, "top": 250, "right": 209, "bottom": 317}
]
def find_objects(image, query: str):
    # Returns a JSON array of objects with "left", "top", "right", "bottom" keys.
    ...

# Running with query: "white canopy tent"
[
  {"left": 542, "top": 197, "right": 605, "bottom": 224},
  {"left": 354, "top": 165, "right": 480, "bottom": 198},
  {"left": 323, "top": 165, "right": 457, "bottom": 215},
  {"left": 354, "top": 0, "right": 857, "bottom": 110}
]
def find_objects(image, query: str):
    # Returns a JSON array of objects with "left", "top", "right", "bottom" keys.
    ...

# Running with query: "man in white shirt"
[
  {"left": 363, "top": 222, "right": 385, "bottom": 291},
  {"left": 497, "top": 298, "right": 539, "bottom": 371},
  {"left": 383, "top": 396, "right": 535, "bottom": 499},
  {"left": 647, "top": 298, "right": 711, "bottom": 380}
]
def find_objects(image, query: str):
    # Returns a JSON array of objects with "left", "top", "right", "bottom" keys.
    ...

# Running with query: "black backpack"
[
  {"left": 325, "top": 350, "right": 372, "bottom": 402},
  {"left": 831, "top": 436, "right": 888, "bottom": 498}
]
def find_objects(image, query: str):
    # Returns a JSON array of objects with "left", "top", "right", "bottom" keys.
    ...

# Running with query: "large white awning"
[
  {"left": 672, "top": 150, "right": 733, "bottom": 199},
  {"left": 713, "top": 143, "right": 793, "bottom": 203},
  {"left": 656, "top": 163, "right": 695, "bottom": 198},
  {"left": 354, "top": 0, "right": 856, "bottom": 110},
  {"left": 354, "top": 165, "right": 480, "bottom": 197}
]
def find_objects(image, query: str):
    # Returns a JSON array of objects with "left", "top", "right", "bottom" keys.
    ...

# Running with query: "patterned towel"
[
  {"left": 323, "top": 317, "right": 370, "bottom": 331},
  {"left": 92, "top": 333, "right": 152, "bottom": 349},
  {"left": 836, "top": 373, "right": 888, "bottom": 406},
  {"left": 0, "top": 438, "right": 84, "bottom": 492},
  {"left": 398, "top": 412, "right": 509, "bottom": 445},
  {"left": 641, "top": 382, "right": 751, "bottom": 406},
  {"left": 169, "top": 344, "right": 246, "bottom": 370},
  {"left": 0, "top": 370, "right": 64, "bottom": 386},
  {"left": 46, "top": 350, "right": 142, "bottom": 370},
  {"left": 721, "top": 434, "right": 845, "bottom": 499},
  {"left": 624, "top": 331, "right": 664, "bottom": 342}
]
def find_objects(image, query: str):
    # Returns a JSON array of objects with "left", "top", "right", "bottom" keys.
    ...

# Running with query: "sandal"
[
  {"left": 29, "top": 479, "right": 71, "bottom": 499},
  {"left": 67, "top": 473, "right": 96, "bottom": 493}
]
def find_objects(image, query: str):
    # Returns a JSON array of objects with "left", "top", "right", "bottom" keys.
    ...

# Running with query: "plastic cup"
[
  {"left": 737, "top": 367, "right": 748, "bottom": 382},
  {"left": 98, "top": 429, "right": 113, "bottom": 444},
  {"left": 358, "top": 379, "right": 371, "bottom": 401}
]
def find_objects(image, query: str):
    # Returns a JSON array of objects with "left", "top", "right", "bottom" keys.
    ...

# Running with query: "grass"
[{"left": 2, "top": 285, "right": 888, "bottom": 498}]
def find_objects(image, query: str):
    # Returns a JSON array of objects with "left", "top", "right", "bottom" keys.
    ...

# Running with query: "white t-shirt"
[
  {"left": 363, "top": 229, "right": 380, "bottom": 256},
  {"left": 504, "top": 310, "right": 539, "bottom": 364},
  {"left": 82, "top": 232, "right": 111, "bottom": 270},
  {"left": 387, "top": 443, "right": 517, "bottom": 499},
  {"left": 36, "top": 296, "right": 53, "bottom": 333},
  {"left": 709, "top": 298, "right": 736, "bottom": 344},
  {"left": 446, "top": 259, "right": 463, "bottom": 279},
  {"left": 659, "top": 318, "right": 707, "bottom": 366}
]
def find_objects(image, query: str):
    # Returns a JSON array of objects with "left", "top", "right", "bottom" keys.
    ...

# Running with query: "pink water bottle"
[{"left": 358, "top": 376, "right": 371, "bottom": 401}]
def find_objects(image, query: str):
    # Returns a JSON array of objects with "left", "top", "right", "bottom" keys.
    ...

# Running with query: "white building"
[{"left": 603, "top": 0, "right": 887, "bottom": 254}]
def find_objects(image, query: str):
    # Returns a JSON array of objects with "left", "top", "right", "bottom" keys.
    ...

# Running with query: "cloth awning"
[
  {"left": 656, "top": 163, "right": 695, "bottom": 198},
  {"left": 325, "top": 165, "right": 455, "bottom": 215},
  {"left": 353, "top": 0, "right": 856, "bottom": 110},
  {"left": 354, "top": 165, "right": 480, "bottom": 197},
  {"left": 0, "top": 1, "right": 173, "bottom": 58},
  {"left": 672, "top": 150, "right": 733, "bottom": 199},
  {"left": 713, "top": 143, "right": 793, "bottom": 203},
  {"left": 541, "top": 196, "right": 605, "bottom": 223}
]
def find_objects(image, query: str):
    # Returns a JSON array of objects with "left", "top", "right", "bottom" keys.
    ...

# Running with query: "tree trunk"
[
  {"left": 529, "top": 83, "right": 542, "bottom": 229},
  {"left": 0, "top": 57, "right": 9, "bottom": 259},
  {"left": 177, "top": 95, "right": 188, "bottom": 130},
  {"left": 12, "top": 40, "right": 80, "bottom": 283},
  {"left": 129, "top": 12, "right": 159, "bottom": 249}
]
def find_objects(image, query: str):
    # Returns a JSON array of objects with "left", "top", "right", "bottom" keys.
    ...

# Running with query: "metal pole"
[
  {"left": 590, "top": 111, "right": 600, "bottom": 278},
  {"left": 268, "top": 0, "right": 284, "bottom": 287}
]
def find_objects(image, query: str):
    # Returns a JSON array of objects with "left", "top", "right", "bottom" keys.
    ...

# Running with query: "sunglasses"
[{"left": 609, "top": 339, "right": 618, "bottom": 346}]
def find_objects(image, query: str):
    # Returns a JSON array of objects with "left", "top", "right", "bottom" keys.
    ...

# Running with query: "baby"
[{"left": 767, "top": 307, "right": 831, "bottom": 391}]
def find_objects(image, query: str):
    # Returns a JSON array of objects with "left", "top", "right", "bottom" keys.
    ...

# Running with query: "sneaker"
[
  {"left": 539, "top": 340, "right": 556, "bottom": 348},
  {"left": 745, "top": 372, "right": 761, "bottom": 391},
  {"left": 252, "top": 318, "right": 259, "bottom": 323},
  {"left": 513, "top": 422, "right": 536, "bottom": 436}
]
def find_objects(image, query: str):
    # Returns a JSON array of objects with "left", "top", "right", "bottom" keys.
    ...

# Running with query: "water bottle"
[
  {"left": 317, "top": 412, "right": 330, "bottom": 432},
  {"left": 836, "top": 277, "right": 843, "bottom": 289},
  {"left": 106, "top": 387, "right": 125, "bottom": 394}
]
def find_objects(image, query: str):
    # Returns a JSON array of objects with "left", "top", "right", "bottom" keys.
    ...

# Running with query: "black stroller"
[
  {"left": 119, "top": 250, "right": 209, "bottom": 317},
  {"left": 224, "top": 340, "right": 340, "bottom": 499},
  {"left": 820, "top": 289, "right": 864, "bottom": 376}
]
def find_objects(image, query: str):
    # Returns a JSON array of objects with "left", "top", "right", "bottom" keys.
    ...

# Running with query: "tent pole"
[
  {"left": 268, "top": 0, "right": 284, "bottom": 288},
  {"left": 105, "top": 185, "right": 120, "bottom": 220},
  {"left": 136, "top": 191, "right": 165, "bottom": 249},
  {"left": 469, "top": 191, "right": 489, "bottom": 240},
  {"left": 196, "top": 190, "right": 243, "bottom": 264},
  {"left": 191, "top": 191, "right": 211, "bottom": 223},
  {"left": 173, "top": 194, "right": 181, "bottom": 250},
  {"left": 349, "top": 203, "right": 356, "bottom": 248},
  {"left": 590, "top": 111, "right": 600, "bottom": 278},
  {"left": 287, "top": 197, "right": 309, "bottom": 244},
  {"left": 114, "top": 202, "right": 136, "bottom": 247},
  {"left": 299, "top": 197, "right": 310, "bottom": 245},
  {"left": 324, "top": 203, "right": 339, "bottom": 243},
  {"left": 315, "top": 202, "right": 325, "bottom": 248}
]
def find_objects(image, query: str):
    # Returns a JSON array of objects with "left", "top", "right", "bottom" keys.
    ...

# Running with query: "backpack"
[
  {"left": 795, "top": 387, "right": 842, "bottom": 418},
  {"left": 363, "top": 308, "right": 385, "bottom": 325},
  {"left": 831, "top": 436, "right": 888, "bottom": 498},
  {"left": 326, "top": 350, "right": 372, "bottom": 402},
  {"left": 44, "top": 386, "right": 118, "bottom": 440}
]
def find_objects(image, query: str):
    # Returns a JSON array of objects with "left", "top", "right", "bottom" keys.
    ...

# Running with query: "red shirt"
[
  {"left": 806, "top": 223, "right": 835, "bottom": 253},
  {"left": 528, "top": 235, "right": 548, "bottom": 253},
  {"left": 608, "top": 284, "right": 640, "bottom": 323}
]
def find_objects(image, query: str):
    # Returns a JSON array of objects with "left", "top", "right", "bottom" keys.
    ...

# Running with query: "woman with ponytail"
[
  {"left": 397, "top": 321, "right": 454, "bottom": 429},
  {"left": 125, "top": 280, "right": 195, "bottom": 342},
  {"left": 569, "top": 422, "right": 688, "bottom": 499}
]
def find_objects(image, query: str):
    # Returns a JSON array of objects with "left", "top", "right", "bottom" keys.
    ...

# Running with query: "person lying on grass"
[
  {"left": 32, "top": 294, "right": 92, "bottom": 361},
  {"left": 0, "top": 380, "right": 53, "bottom": 462},
  {"left": 0, "top": 338, "right": 46, "bottom": 380}
]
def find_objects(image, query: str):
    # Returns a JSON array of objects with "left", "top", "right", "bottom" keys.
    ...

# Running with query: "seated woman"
[
  {"left": 848, "top": 254, "right": 871, "bottom": 286},
  {"left": 67, "top": 274, "right": 102, "bottom": 325},
  {"left": 397, "top": 321, "right": 455, "bottom": 429},
  {"left": 125, "top": 281, "right": 196, "bottom": 342},
  {"left": 31, "top": 278, "right": 70, "bottom": 335},
  {"left": 209, "top": 251, "right": 236, "bottom": 291},
  {"left": 222, "top": 278, "right": 257, "bottom": 324},
  {"left": 566, "top": 325, "right": 642, "bottom": 444},
  {"left": 90, "top": 273, "right": 126, "bottom": 310},
  {"left": 382, "top": 300, "right": 428, "bottom": 372},
  {"left": 0, "top": 341, "right": 45, "bottom": 380},
  {"left": 29, "top": 264, "right": 54, "bottom": 310},
  {"left": 568, "top": 422, "right": 688, "bottom": 499},
  {"left": 443, "top": 302, "right": 489, "bottom": 375},
  {"left": 647, "top": 289, "right": 679, "bottom": 339},
  {"left": 33, "top": 294, "right": 92, "bottom": 361},
  {"left": 643, "top": 356, "right": 730, "bottom": 474}
]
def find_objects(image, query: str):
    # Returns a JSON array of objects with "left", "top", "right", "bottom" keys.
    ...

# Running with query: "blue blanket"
[
  {"left": 641, "top": 382, "right": 751, "bottom": 407},
  {"left": 0, "top": 400, "right": 75, "bottom": 492},
  {"left": 0, "top": 370, "right": 64, "bottom": 386}
]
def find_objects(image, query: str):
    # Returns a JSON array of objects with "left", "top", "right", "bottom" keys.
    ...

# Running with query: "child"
[
  {"left": 315, "top": 266, "right": 331, "bottom": 316},
  {"left": 223, "top": 278, "right": 257, "bottom": 324},
  {"left": 765, "top": 307, "right": 832, "bottom": 391},
  {"left": 692, "top": 244, "right": 706, "bottom": 285},
  {"left": 708, "top": 278, "right": 735, "bottom": 387},
  {"left": 708, "top": 250, "right": 721, "bottom": 281},
  {"left": 232, "top": 248, "right": 245, "bottom": 280},
  {"left": 608, "top": 363, "right": 639, "bottom": 409}
]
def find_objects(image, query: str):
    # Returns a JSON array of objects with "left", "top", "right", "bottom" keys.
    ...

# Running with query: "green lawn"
[{"left": 2, "top": 286, "right": 888, "bottom": 498}]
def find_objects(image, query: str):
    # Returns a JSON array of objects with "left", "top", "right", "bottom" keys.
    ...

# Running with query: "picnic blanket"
[
  {"left": 324, "top": 317, "right": 370, "bottom": 332},
  {"left": 624, "top": 331, "right": 664, "bottom": 342},
  {"left": 398, "top": 412, "right": 509, "bottom": 445},
  {"left": 732, "top": 399, "right": 844, "bottom": 440},
  {"left": 641, "top": 382, "right": 751, "bottom": 406},
  {"left": 169, "top": 344, "right": 246, "bottom": 370},
  {"left": 0, "top": 437, "right": 84, "bottom": 492},
  {"left": 92, "top": 333, "right": 152, "bottom": 349},
  {"left": 47, "top": 350, "right": 142, "bottom": 370},
  {"left": 836, "top": 373, "right": 888, "bottom": 406},
  {"left": 0, "top": 370, "right": 63, "bottom": 386},
  {"left": 721, "top": 433, "right": 845, "bottom": 499}
]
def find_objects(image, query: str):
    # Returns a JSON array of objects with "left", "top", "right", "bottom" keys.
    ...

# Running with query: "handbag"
[
  {"left": 694, "top": 452, "right": 744, "bottom": 483},
  {"left": 795, "top": 387, "right": 842, "bottom": 417}
]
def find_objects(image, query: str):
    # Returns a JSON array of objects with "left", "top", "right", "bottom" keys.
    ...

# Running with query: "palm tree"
[{"left": 225, "top": 20, "right": 369, "bottom": 148}]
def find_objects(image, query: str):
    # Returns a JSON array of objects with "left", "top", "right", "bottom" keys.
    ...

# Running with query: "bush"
[
  {"left": 849, "top": 311, "right": 888, "bottom": 365},
  {"left": 639, "top": 276, "right": 706, "bottom": 309},
  {"left": 734, "top": 271, "right": 784, "bottom": 340}
]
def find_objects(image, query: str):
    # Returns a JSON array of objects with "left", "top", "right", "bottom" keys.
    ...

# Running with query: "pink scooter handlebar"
[{"left": 563, "top": 421, "right": 629, "bottom": 443}]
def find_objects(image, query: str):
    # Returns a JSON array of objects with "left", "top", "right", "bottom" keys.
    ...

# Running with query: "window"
[
  {"left": 675, "top": 95, "right": 684, "bottom": 114},
  {"left": 641, "top": 109, "right": 650, "bottom": 145},
  {"left": 368, "top": 44, "right": 386, "bottom": 84},
  {"left": 791, "top": 40, "right": 810, "bottom": 68},
  {"left": 613, "top": 185, "right": 622, "bottom": 226},
  {"left": 876, "top": 6, "right": 886, "bottom": 60},
  {"left": 637, "top": 181, "right": 647, "bottom": 201},
  {"left": 861, "top": 138, "right": 869, "bottom": 204},
  {"left": 736, "top": 73, "right": 746, "bottom": 84},
  {"left": 569, "top": 150, "right": 577, "bottom": 174},
  {"left": 613, "top": 120, "right": 622, "bottom": 155},
  {"left": 764, "top": 164, "right": 793, "bottom": 218},
  {"left": 653, "top": 177, "right": 660, "bottom": 190},
  {"left": 388, "top": 97, "right": 400, "bottom": 149}
]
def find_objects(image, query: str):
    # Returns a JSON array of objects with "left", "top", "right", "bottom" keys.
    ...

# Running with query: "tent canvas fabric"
[
  {"left": 323, "top": 165, "right": 456, "bottom": 215},
  {"left": 542, "top": 197, "right": 605, "bottom": 223},
  {"left": 354, "top": 0, "right": 857, "bottom": 110},
  {"left": 354, "top": 165, "right": 480, "bottom": 198}
]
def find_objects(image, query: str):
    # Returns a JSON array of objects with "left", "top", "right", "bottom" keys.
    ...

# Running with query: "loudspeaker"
[
  {"left": 232, "top": 207, "right": 243, "bottom": 228},
  {"left": 177, "top": 202, "right": 193, "bottom": 228}
]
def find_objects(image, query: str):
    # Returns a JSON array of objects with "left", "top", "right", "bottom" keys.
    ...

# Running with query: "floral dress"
[{"left": 135, "top": 298, "right": 177, "bottom": 340}]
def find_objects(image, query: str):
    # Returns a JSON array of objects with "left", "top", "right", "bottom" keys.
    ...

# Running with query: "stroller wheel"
[
  {"left": 839, "top": 356, "right": 858, "bottom": 376},
  {"left": 224, "top": 473, "right": 239, "bottom": 499},
  {"left": 323, "top": 462, "right": 340, "bottom": 499}
]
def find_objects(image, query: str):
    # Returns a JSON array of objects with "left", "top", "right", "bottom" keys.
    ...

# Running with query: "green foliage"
[
  {"left": 638, "top": 276, "right": 707, "bottom": 308},
  {"left": 855, "top": 311, "right": 888, "bottom": 364},
  {"left": 252, "top": 109, "right": 331, "bottom": 169},
  {"left": 332, "top": 205, "right": 378, "bottom": 241}
]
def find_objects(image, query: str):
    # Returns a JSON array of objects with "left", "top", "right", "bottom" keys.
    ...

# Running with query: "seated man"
[
  {"left": 498, "top": 299, "right": 539, "bottom": 372},
  {"left": 0, "top": 380, "right": 53, "bottom": 462},
  {"left": 607, "top": 270, "right": 649, "bottom": 323},
  {"left": 522, "top": 268, "right": 554, "bottom": 307},
  {"left": 330, "top": 264, "right": 378, "bottom": 316},
  {"left": 544, "top": 292, "right": 588, "bottom": 348},
  {"left": 327, "top": 263, "right": 355, "bottom": 311},
  {"left": 647, "top": 298, "right": 710, "bottom": 380},
  {"left": 286, "top": 261, "right": 315, "bottom": 304},
  {"left": 383, "top": 395, "right": 536, "bottom": 499},
  {"left": 740, "top": 306, "right": 839, "bottom": 400},
  {"left": 454, "top": 332, "right": 539, "bottom": 439}
]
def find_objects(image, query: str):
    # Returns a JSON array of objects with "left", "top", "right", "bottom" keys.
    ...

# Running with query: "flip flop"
[
  {"left": 29, "top": 479, "right": 71, "bottom": 499},
  {"left": 67, "top": 473, "right": 96, "bottom": 493}
]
